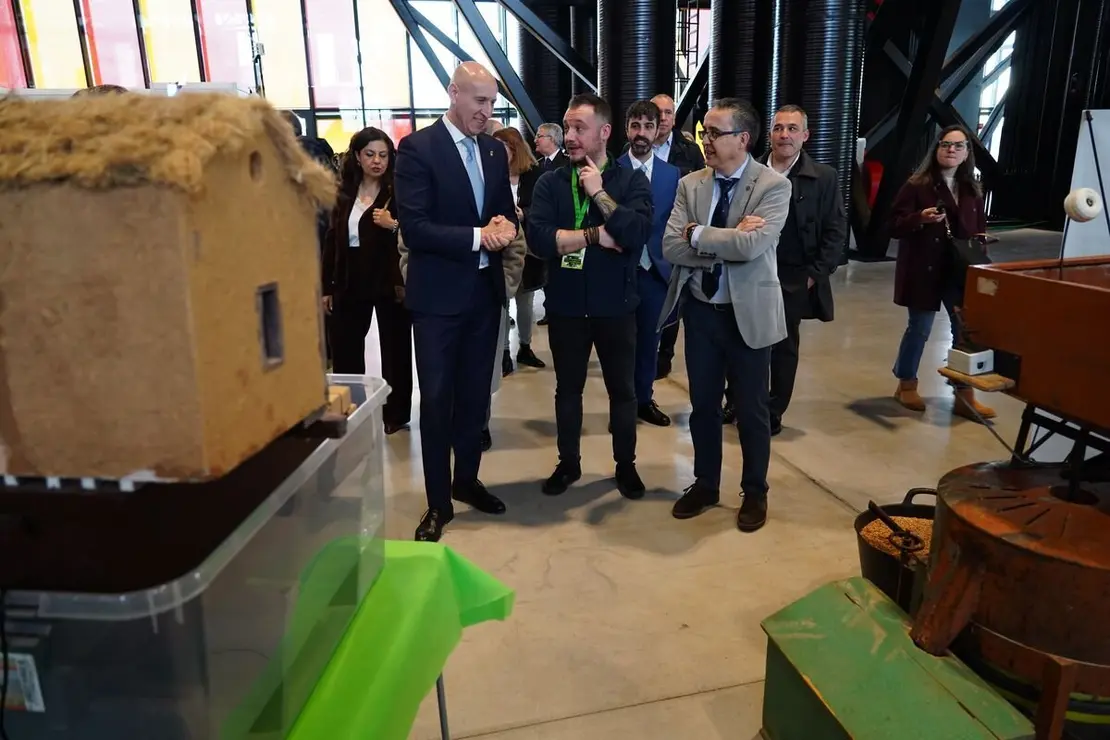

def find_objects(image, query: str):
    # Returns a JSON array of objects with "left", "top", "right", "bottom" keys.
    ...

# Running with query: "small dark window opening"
[{"left": 257, "top": 283, "right": 284, "bottom": 369}]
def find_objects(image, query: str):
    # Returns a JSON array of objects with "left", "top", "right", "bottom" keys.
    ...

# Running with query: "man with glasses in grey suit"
[{"left": 658, "top": 98, "right": 791, "bottom": 534}]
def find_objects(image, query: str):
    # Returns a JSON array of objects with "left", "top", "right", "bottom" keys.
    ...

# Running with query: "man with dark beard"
[
  {"left": 527, "top": 93, "right": 654, "bottom": 499},
  {"left": 617, "top": 100, "right": 680, "bottom": 427}
]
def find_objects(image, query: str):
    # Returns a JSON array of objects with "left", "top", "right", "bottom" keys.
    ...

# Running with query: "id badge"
[{"left": 561, "top": 249, "right": 585, "bottom": 270}]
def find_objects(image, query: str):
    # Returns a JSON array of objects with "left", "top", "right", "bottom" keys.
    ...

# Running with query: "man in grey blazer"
[{"left": 658, "top": 97, "right": 791, "bottom": 533}]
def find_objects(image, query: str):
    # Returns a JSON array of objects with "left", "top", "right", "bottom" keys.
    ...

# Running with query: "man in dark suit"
[
  {"left": 534, "top": 122, "right": 569, "bottom": 172},
  {"left": 617, "top": 99, "right": 680, "bottom": 427},
  {"left": 394, "top": 61, "right": 519, "bottom": 542},
  {"left": 527, "top": 93, "right": 654, "bottom": 499},
  {"left": 650, "top": 93, "right": 706, "bottom": 380},
  {"left": 760, "top": 105, "right": 846, "bottom": 435}
]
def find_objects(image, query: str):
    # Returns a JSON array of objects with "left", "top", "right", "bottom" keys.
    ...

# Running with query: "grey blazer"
[{"left": 658, "top": 159, "right": 792, "bottom": 350}]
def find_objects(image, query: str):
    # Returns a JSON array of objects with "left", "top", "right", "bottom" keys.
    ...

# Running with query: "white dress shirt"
[
  {"left": 441, "top": 115, "right": 489, "bottom": 269},
  {"left": 629, "top": 155, "right": 655, "bottom": 272},
  {"left": 653, "top": 132, "right": 674, "bottom": 164},
  {"left": 348, "top": 199, "right": 369, "bottom": 247},
  {"left": 690, "top": 155, "right": 750, "bottom": 304}
]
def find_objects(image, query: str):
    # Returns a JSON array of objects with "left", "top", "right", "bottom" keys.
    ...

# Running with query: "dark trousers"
[
  {"left": 683, "top": 299, "right": 772, "bottom": 497},
  {"left": 635, "top": 268, "right": 669, "bottom": 404},
  {"left": 412, "top": 272, "right": 502, "bottom": 509},
  {"left": 658, "top": 321, "right": 680, "bottom": 372},
  {"left": 768, "top": 317, "right": 802, "bottom": 422},
  {"left": 547, "top": 313, "right": 637, "bottom": 465},
  {"left": 330, "top": 296, "right": 413, "bottom": 427}
]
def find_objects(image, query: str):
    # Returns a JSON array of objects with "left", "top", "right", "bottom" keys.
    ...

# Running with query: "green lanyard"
[{"left": 571, "top": 161, "right": 607, "bottom": 229}]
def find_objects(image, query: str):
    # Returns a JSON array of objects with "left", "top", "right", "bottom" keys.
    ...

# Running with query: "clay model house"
[{"left": 0, "top": 92, "right": 337, "bottom": 480}]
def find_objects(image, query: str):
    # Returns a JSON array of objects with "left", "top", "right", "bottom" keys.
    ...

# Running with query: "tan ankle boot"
[
  {"left": 894, "top": 380, "right": 926, "bottom": 412},
  {"left": 953, "top": 388, "right": 996, "bottom": 421}
]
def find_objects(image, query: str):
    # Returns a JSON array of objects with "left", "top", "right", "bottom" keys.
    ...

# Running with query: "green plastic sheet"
[{"left": 288, "top": 540, "right": 515, "bottom": 739}]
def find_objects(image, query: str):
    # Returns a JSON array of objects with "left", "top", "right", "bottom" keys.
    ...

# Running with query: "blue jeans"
[{"left": 892, "top": 295, "right": 964, "bottom": 383}]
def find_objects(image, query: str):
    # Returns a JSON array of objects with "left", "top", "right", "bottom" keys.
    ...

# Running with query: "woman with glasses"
[{"left": 888, "top": 125, "right": 995, "bottom": 422}]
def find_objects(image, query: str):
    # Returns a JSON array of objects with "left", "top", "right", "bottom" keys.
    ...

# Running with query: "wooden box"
[
  {"left": 962, "top": 257, "right": 1110, "bottom": 432},
  {"left": 0, "top": 93, "right": 337, "bottom": 479}
]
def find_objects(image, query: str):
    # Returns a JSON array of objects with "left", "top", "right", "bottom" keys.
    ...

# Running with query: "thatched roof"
[{"left": 0, "top": 93, "right": 336, "bottom": 208}]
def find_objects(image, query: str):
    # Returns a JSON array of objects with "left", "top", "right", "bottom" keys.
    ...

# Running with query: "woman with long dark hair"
[
  {"left": 323, "top": 126, "right": 412, "bottom": 434},
  {"left": 888, "top": 124, "right": 995, "bottom": 422}
]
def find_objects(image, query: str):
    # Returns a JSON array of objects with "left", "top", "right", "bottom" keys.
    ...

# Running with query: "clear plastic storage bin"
[{"left": 3, "top": 375, "right": 389, "bottom": 739}]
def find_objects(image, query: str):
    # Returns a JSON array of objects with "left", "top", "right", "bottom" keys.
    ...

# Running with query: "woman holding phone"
[{"left": 887, "top": 124, "right": 995, "bottom": 422}]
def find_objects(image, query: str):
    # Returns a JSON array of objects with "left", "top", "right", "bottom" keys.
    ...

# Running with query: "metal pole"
[{"left": 436, "top": 674, "right": 451, "bottom": 740}]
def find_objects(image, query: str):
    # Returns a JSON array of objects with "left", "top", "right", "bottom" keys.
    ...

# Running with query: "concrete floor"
[{"left": 374, "top": 260, "right": 1028, "bottom": 739}]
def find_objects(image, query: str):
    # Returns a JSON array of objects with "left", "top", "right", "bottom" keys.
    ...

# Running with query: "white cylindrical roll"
[{"left": 1064, "top": 187, "right": 1103, "bottom": 222}]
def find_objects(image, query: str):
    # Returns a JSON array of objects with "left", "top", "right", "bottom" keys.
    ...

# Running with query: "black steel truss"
[
  {"left": 861, "top": 0, "right": 963, "bottom": 257},
  {"left": 675, "top": 49, "right": 708, "bottom": 130},
  {"left": 389, "top": 0, "right": 451, "bottom": 90},
  {"left": 407, "top": 3, "right": 514, "bottom": 102},
  {"left": 496, "top": 0, "right": 597, "bottom": 91},
  {"left": 451, "top": 0, "right": 542, "bottom": 132}
]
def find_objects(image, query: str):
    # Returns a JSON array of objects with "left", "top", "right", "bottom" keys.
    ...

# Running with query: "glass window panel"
[
  {"left": 456, "top": 4, "right": 498, "bottom": 79},
  {"left": 362, "top": 110, "right": 412, "bottom": 145},
  {"left": 305, "top": 0, "right": 359, "bottom": 108},
  {"left": 84, "top": 0, "right": 144, "bottom": 86},
  {"left": 410, "top": 0, "right": 452, "bottom": 109},
  {"left": 356, "top": 0, "right": 409, "bottom": 108},
  {"left": 0, "top": 0, "right": 26, "bottom": 87},
  {"left": 317, "top": 114, "right": 365, "bottom": 156},
  {"left": 253, "top": 0, "right": 308, "bottom": 107},
  {"left": 196, "top": 0, "right": 254, "bottom": 91},
  {"left": 414, "top": 115, "right": 438, "bottom": 132},
  {"left": 20, "top": 0, "right": 86, "bottom": 88},
  {"left": 138, "top": 0, "right": 200, "bottom": 83}
]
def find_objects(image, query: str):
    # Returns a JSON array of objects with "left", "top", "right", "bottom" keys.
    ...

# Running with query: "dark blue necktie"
[{"left": 701, "top": 177, "right": 738, "bottom": 298}]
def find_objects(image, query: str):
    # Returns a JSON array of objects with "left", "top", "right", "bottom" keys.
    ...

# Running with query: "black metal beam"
[
  {"left": 72, "top": 0, "right": 94, "bottom": 86},
  {"left": 11, "top": 0, "right": 34, "bottom": 86},
  {"left": 980, "top": 90, "right": 1006, "bottom": 142},
  {"left": 881, "top": 40, "right": 1000, "bottom": 181},
  {"left": 407, "top": 4, "right": 513, "bottom": 102},
  {"left": 389, "top": 0, "right": 450, "bottom": 90},
  {"left": 862, "top": 0, "right": 963, "bottom": 258},
  {"left": 675, "top": 49, "right": 708, "bottom": 130},
  {"left": 450, "top": 0, "right": 543, "bottom": 133},
  {"left": 130, "top": 0, "right": 151, "bottom": 87},
  {"left": 189, "top": 0, "right": 207, "bottom": 81},
  {"left": 497, "top": 0, "right": 597, "bottom": 91},
  {"left": 937, "top": 0, "right": 1031, "bottom": 103},
  {"left": 297, "top": 0, "right": 316, "bottom": 108}
]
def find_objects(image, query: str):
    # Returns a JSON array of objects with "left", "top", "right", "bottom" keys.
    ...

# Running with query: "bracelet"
[
  {"left": 684, "top": 223, "right": 697, "bottom": 243},
  {"left": 588, "top": 226, "right": 600, "bottom": 245}
]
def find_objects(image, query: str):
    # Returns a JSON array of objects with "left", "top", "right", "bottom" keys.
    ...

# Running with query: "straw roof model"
[{"left": 0, "top": 92, "right": 336, "bottom": 209}]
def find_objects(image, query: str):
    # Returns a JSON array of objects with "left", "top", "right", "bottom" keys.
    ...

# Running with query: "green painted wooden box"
[{"left": 761, "top": 577, "right": 1035, "bottom": 740}]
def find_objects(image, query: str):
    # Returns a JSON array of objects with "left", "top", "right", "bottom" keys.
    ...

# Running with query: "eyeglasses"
[
  {"left": 938, "top": 141, "right": 968, "bottom": 151},
  {"left": 702, "top": 128, "right": 744, "bottom": 143}
]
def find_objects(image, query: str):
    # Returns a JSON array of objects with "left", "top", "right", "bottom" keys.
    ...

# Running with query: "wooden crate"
[
  {"left": 0, "top": 94, "right": 336, "bottom": 480},
  {"left": 761, "top": 578, "right": 1033, "bottom": 740}
]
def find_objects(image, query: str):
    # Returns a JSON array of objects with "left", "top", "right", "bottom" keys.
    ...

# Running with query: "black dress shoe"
[
  {"left": 516, "top": 344, "right": 546, "bottom": 368},
  {"left": 452, "top": 479, "right": 506, "bottom": 514},
  {"left": 502, "top": 349, "right": 514, "bottom": 377},
  {"left": 615, "top": 463, "right": 645, "bottom": 499},
  {"left": 542, "top": 460, "right": 582, "bottom": 496},
  {"left": 384, "top": 421, "right": 409, "bottom": 435},
  {"left": 638, "top": 401, "right": 671, "bottom": 427},
  {"left": 722, "top": 402, "right": 736, "bottom": 426},
  {"left": 537, "top": 316, "right": 549, "bottom": 326},
  {"left": 770, "top": 416, "right": 783, "bottom": 437},
  {"left": 655, "top": 359, "right": 672, "bottom": 380},
  {"left": 415, "top": 508, "right": 454, "bottom": 542},
  {"left": 737, "top": 495, "right": 768, "bottom": 532},
  {"left": 672, "top": 480, "right": 720, "bottom": 519},
  {"left": 481, "top": 428, "right": 492, "bottom": 452}
]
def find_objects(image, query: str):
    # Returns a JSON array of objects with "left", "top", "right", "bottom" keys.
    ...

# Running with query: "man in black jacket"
[
  {"left": 528, "top": 93, "right": 654, "bottom": 499},
  {"left": 650, "top": 93, "right": 706, "bottom": 379},
  {"left": 761, "top": 104, "right": 847, "bottom": 434}
]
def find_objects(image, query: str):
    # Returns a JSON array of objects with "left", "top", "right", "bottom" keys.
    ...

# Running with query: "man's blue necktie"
[
  {"left": 461, "top": 137, "right": 484, "bottom": 215},
  {"left": 701, "top": 177, "right": 738, "bottom": 298}
]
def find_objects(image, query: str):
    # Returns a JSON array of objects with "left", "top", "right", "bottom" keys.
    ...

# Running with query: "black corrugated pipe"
[
  {"left": 775, "top": 0, "right": 866, "bottom": 230},
  {"left": 569, "top": 3, "right": 596, "bottom": 97},
  {"left": 598, "top": 0, "right": 676, "bottom": 152},
  {"left": 709, "top": 0, "right": 775, "bottom": 153},
  {"left": 518, "top": 0, "right": 572, "bottom": 129}
]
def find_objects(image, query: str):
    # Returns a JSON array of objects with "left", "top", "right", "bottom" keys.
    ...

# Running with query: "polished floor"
[{"left": 372, "top": 259, "right": 1029, "bottom": 739}]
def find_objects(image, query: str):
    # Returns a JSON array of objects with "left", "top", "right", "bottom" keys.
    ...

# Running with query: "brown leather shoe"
[
  {"left": 894, "top": 380, "right": 926, "bottom": 412},
  {"left": 953, "top": 388, "right": 996, "bottom": 421}
]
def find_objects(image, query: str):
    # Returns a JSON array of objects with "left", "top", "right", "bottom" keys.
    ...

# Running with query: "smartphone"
[{"left": 934, "top": 202, "right": 946, "bottom": 214}]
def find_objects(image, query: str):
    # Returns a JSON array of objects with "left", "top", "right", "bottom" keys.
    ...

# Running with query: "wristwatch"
[{"left": 684, "top": 222, "right": 698, "bottom": 243}]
